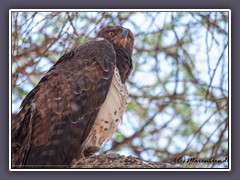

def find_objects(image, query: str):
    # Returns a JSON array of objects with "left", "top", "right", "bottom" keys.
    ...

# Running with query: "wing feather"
[{"left": 12, "top": 38, "right": 116, "bottom": 168}]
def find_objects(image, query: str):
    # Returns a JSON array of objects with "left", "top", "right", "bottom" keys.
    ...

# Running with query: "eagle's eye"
[
  {"left": 127, "top": 37, "right": 131, "bottom": 42},
  {"left": 108, "top": 31, "right": 114, "bottom": 36}
]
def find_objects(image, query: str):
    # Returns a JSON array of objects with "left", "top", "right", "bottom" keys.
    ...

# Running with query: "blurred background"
[{"left": 11, "top": 11, "right": 229, "bottom": 168}]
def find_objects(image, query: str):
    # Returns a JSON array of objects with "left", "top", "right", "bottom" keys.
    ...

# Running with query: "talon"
[{"left": 84, "top": 146, "right": 100, "bottom": 157}]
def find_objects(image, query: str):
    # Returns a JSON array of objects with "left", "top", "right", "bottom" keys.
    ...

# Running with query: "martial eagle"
[{"left": 12, "top": 25, "right": 134, "bottom": 168}]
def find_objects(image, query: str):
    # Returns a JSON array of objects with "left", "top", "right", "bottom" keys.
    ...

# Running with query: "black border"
[{"left": 1, "top": 0, "right": 240, "bottom": 179}]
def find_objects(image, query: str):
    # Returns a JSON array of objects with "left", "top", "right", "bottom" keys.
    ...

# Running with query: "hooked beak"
[
  {"left": 121, "top": 28, "right": 128, "bottom": 38},
  {"left": 113, "top": 28, "right": 129, "bottom": 49},
  {"left": 117, "top": 28, "right": 128, "bottom": 48}
]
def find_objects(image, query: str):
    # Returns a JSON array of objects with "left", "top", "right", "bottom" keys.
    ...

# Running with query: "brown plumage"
[{"left": 12, "top": 25, "right": 134, "bottom": 168}]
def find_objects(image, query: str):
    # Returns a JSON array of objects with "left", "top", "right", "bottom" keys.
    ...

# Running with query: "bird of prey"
[{"left": 12, "top": 25, "right": 134, "bottom": 168}]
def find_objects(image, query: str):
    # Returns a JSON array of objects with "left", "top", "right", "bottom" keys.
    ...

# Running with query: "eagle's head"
[{"left": 96, "top": 25, "right": 134, "bottom": 56}]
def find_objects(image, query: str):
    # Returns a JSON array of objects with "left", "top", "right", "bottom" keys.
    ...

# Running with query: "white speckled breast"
[{"left": 83, "top": 67, "right": 128, "bottom": 148}]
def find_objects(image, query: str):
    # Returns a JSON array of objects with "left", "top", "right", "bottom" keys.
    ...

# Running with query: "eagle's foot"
[{"left": 84, "top": 146, "right": 100, "bottom": 157}]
